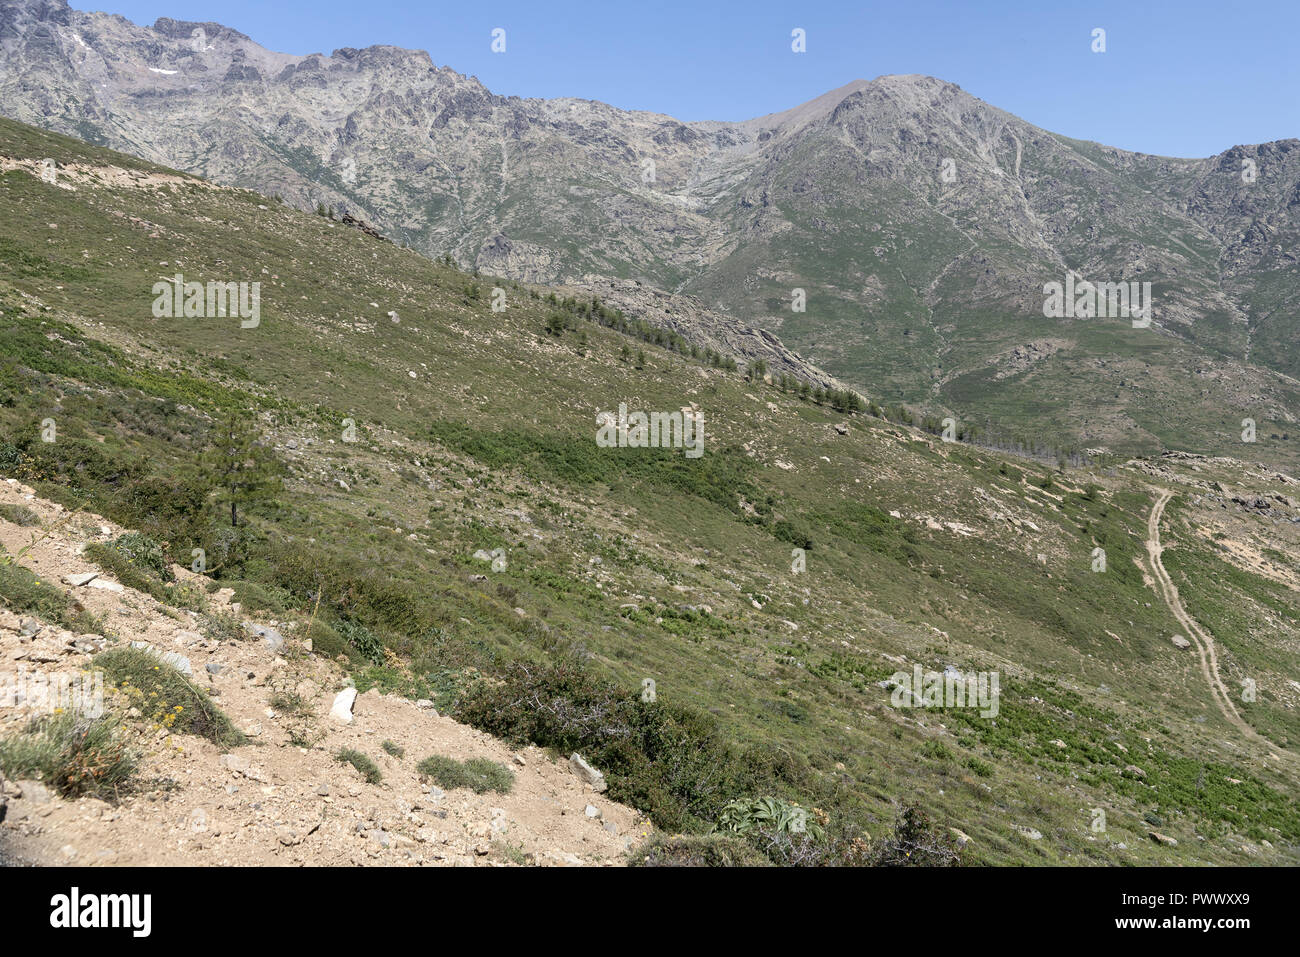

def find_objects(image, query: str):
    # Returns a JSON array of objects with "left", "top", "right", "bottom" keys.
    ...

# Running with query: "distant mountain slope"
[{"left": 3, "top": 1, "right": 1300, "bottom": 467}]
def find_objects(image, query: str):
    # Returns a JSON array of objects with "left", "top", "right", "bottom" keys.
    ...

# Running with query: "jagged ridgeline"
[{"left": 1, "top": 115, "right": 1299, "bottom": 865}]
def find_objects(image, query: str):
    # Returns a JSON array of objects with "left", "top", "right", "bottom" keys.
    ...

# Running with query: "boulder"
[
  {"left": 330, "top": 687, "right": 358, "bottom": 724},
  {"left": 15, "top": 779, "right": 54, "bottom": 804},
  {"left": 161, "top": 652, "right": 193, "bottom": 676},
  {"left": 129, "top": 642, "right": 192, "bottom": 675},
  {"left": 219, "top": 753, "right": 250, "bottom": 775},
  {"left": 569, "top": 753, "right": 607, "bottom": 792},
  {"left": 244, "top": 622, "right": 285, "bottom": 653}
]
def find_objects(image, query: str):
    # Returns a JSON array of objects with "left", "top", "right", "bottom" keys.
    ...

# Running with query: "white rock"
[
  {"left": 243, "top": 621, "right": 285, "bottom": 653},
  {"left": 569, "top": 753, "right": 607, "bottom": 792},
  {"left": 330, "top": 687, "right": 358, "bottom": 724}
]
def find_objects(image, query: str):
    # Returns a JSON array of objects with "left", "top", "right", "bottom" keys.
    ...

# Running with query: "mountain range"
[
  {"left": 4, "top": 0, "right": 1300, "bottom": 468},
  {"left": 1, "top": 29, "right": 1300, "bottom": 863}
]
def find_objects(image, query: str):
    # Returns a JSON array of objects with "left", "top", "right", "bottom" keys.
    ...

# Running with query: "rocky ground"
[{"left": 0, "top": 478, "right": 651, "bottom": 866}]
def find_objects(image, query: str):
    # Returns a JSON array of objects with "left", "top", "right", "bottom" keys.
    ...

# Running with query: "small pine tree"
[{"left": 201, "top": 412, "right": 282, "bottom": 528}]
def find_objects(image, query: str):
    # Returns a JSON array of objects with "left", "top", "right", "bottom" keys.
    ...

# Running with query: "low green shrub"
[
  {"left": 336, "top": 748, "right": 382, "bottom": 784},
  {"left": 0, "top": 503, "right": 40, "bottom": 526},
  {"left": 0, "top": 553, "right": 98, "bottom": 632},
  {"left": 454, "top": 656, "right": 814, "bottom": 833},
  {"left": 334, "top": 618, "right": 385, "bottom": 664},
  {"left": 629, "top": 834, "right": 771, "bottom": 867},
  {"left": 868, "top": 805, "right": 965, "bottom": 867},
  {"left": 96, "top": 647, "right": 244, "bottom": 747},
  {"left": 0, "top": 712, "right": 138, "bottom": 800},
  {"left": 416, "top": 754, "right": 514, "bottom": 794}
]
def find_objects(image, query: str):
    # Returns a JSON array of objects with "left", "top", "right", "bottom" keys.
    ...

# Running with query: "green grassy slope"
[{"left": 2, "top": 117, "right": 1297, "bottom": 864}]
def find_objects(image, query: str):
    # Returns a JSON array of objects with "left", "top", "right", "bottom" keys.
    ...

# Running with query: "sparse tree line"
[
  {"left": 529, "top": 288, "right": 880, "bottom": 414},
  {"left": 771, "top": 369, "right": 868, "bottom": 413},
  {"left": 434, "top": 260, "right": 1084, "bottom": 466},
  {"left": 836, "top": 399, "right": 1093, "bottom": 469},
  {"left": 535, "top": 290, "right": 740, "bottom": 372}
]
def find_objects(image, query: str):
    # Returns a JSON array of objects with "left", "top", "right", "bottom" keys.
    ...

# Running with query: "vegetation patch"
[
  {"left": 0, "top": 712, "right": 138, "bottom": 800},
  {"left": 416, "top": 754, "right": 514, "bottom": 794},
  {"left": 0, "top": 551, "right": 99, "bottom": 632},
  {"left": 336, "top": 748, "right": 382, "bottom": 784},
  {"left": 96, "top": 647, "right": 244, "bottom": 747},
  {"left": 83, "top": 533, "right": 204, "bottom": 609},
  {"left": 0, "top": 503, "right": 41, "bottom": 526},
  {"left": 629, "top": 833, "right": 772, "bottom": 867}
]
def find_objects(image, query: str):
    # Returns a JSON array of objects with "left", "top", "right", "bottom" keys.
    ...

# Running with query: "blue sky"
[{"left": 89, "top": 0, "right": 1298, "bottom": 158}]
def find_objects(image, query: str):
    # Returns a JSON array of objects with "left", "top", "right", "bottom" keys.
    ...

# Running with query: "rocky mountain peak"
[{"left": 1, "top": 3, "right": 1298, "bottom": 457}]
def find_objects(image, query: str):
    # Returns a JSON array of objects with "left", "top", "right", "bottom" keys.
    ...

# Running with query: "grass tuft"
[
  {"left": 0, "top": 711, "right": 138, "bottom": 800},
  {"left": 336, "top": 748, "right": 382, "bottom": 784},
  {"left": 96, "top": 646, "right": 245, "bottom": 747},
  {"left": 416, "top": 754, "right": 514, "bottom": 794}
]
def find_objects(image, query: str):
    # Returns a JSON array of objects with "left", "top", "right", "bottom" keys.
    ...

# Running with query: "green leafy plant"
[
  {"left": 713, "top": 796, "right": 825, "bottom": 841},
  {"left": 105, "top": 532, "right": 173, "bottom": 581}
]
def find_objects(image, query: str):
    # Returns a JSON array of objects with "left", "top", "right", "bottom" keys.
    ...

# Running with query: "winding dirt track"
[{"left": 1146, "top": 488, "right": 1256, "bottom": 738}]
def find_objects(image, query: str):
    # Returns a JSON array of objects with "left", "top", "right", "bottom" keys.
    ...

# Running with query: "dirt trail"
[
  {"left": 0, "top": 478, "right": 650, "bottom": 866},
  {"left": 1145, "top": 488, "right": 1257, "bottom": 738}
]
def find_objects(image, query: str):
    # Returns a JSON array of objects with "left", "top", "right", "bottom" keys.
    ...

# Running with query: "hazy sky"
[{"left": 87, "top": 0, "right": 1299, "bottom": 157}]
